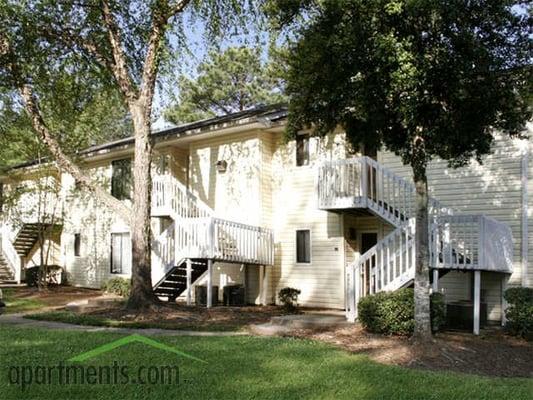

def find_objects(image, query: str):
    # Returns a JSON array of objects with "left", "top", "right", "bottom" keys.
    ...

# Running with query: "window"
[
  {"left": 74, "top": 233, "right": 81, "bottom": 257},
  {"left": 111, "top": 159, "right": 132, "bottom": 200},
  {"left": 296, "top": 134, "right": 310, "bottom": 166},
  {"left": 296, "top": 229, "right": 311, "bottom": 264},
  {"left": 110, "top": 232, "right": 131, "bottom": 274}
]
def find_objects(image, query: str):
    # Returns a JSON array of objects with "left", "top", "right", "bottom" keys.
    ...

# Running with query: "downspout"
[{"left": 521, "top": 139, "right": 529, "bottom": 287}]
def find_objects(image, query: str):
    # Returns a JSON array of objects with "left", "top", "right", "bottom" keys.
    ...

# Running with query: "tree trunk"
[
  {"left": 411, "top": 136, "right": 432, "bottom": 341},
  {"left": 126, "top": 101, "right": 158, "bottom": 309}
]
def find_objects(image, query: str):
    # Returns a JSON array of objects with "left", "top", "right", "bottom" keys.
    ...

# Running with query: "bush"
[
  {"left": 278, "top": 287, "right": 301, "bottom": 312},
  {"left": 25, "top": 265, "right": 63, "bottom": 287},
  {"left": 101, "top": 278, "right": 131, "bottom": 297},
  {"left": 358, "top": 288, "right": 447, "bottom": 336},
  {"left": 504, "top": 287, "right": 533, "bottom": 340}
]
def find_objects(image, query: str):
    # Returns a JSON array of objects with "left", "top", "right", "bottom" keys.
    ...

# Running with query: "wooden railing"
[
  {"left": 0, "top": 225, "right": 21, "bottom": 282},
  {"left": 318, "top": 156, "right": 449, "bottom": 225},
  {"left": 346, "top": 221, "right": 415, "bottom": 321},
  {"left": 152, "top": 174, "right": 213, "bottom": 219},
  {"left": 151, "top": 222, "right": 176, "bottom": 285},
  {"left": 430, "top": 214, "right": 513, "bottom": 273},
  {"left": 151, "top": 174, "right": 274, "bottom": 272},
  {"left": 173, "top": 217, "right": 274, "bottom": 265}
]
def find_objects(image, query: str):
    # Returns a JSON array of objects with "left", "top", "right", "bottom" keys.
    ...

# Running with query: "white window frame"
[
  {"left": 295, "top": 228, "right": 312, "bottom": 265},
  {"left": 110, "top": 232, "right": 131, "bottom": 275}
]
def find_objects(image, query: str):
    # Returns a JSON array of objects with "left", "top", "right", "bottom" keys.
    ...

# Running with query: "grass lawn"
[
  {"left": 1, "top": 289, "right": 46, "bottom": 314},
  {"left": 0, "top": 326, "right": 531, "bottom": 400}
]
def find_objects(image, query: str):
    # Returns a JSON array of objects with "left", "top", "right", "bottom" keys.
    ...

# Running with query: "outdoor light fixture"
[{"left": 216, "top": 160, "right": 228, "bottom": 173}]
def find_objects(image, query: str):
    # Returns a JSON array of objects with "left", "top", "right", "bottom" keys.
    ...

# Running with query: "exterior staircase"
[
  {"left": 13, "top": 223, "right": 43, "bottom": 257},
  {"left": 318, "top": 156, "right": 514, "bottom": 322},
  {"left": 0, "top": 253, "right": 16, "bottom": 282},
  {"left": 151, "top": 174, "right": 274, "bottom": 302},
  {"left": 153, "top": 259, "right": 208, "bottom": 300}
]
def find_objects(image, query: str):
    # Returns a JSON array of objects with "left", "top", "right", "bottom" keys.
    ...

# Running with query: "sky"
[{"left": 151, "top": 11, "right": 274, "bottom": 130}]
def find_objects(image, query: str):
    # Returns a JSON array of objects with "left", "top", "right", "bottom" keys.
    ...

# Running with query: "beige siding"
[
  {"left": 189, "top": 132, "right": 263, "bottom": 225},
  {"left": 270, "top": 132, "right": 347, "bottom": 309},
  {"left": 61, "top": 162, "right": 131, "bottom": 288},
  {"left": 378, "top": 132, "right": 528, "bottom": 320}
]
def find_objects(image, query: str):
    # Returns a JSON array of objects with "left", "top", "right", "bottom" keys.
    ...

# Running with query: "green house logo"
[{"left": 67, "top": 334, "right": 206, "bottom": 363}]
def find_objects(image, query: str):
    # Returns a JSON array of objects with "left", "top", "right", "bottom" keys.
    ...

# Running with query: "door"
[{"left": 360, "top": 232, "right": 378, "bottom": 295}]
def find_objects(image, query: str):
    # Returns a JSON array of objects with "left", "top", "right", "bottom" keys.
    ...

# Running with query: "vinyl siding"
[
  {"left": 61, "top": 163, "right": 131, "bottom": 288},
  {"left": 270, "top": 132, "right": 347, "bottom": 309},
  {"left": 378, "top": 132, "right": 529, "bottom": 320},
  {"left": 188, "top": 132, "right": 263, "bottom": 226}
]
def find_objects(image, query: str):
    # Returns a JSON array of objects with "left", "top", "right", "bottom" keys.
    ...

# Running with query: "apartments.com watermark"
[
  {"left": 6, "top": 334, "right": 206, "bottom": 388},
  {"left": 8, "top": 362, "right": 180, "bottom": 387}
]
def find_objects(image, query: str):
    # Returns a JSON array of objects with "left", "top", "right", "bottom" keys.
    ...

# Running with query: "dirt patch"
[
  {"left": 288, "top": 325, "right": 533, "bottom": 378},
  {"left": 2, "top": 286, "right": 102, "bottom": 310},
  {"left": 74, "top": 302, "right": 287, "bottom": 331}
]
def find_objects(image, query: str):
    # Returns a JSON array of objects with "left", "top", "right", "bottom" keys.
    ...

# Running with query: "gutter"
[{"left": 521, "top": 139, "right": 529, "bottom": 287}]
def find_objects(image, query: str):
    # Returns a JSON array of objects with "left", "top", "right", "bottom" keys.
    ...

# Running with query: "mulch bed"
[
  {"left": 287, "top": 325, "right": 533, "bottom": 378},
  {"left": 80, "top": 302, "right": 288, "bottom": 331}
]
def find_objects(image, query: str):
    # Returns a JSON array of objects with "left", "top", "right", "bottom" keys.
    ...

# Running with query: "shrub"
[
  {"left": 358, "top": 288, "right": 447, "bottom": 336},
  {"left": 278, "top": 287, "right": 301, "bottom": 312},
  {"left": 25, "top": 265, "right": 63, "bottom": 287},
  {"left": 101, "top": 278, "right": 131, "bottom": 297},
  {"left": 504, "top": 287, "right": 533, "bottom": 340}
]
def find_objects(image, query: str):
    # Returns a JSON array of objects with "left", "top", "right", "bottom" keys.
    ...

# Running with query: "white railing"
[
  {"left": 431, "top": 215, "right": 513, "bottom": 273},
  {"left": 151, "top": 222, "right": 177, "bottom": 285},
  {"left": 346, "top": 221, "right": 415, "bottom": 321},
  {"left": 173, "top": 217, "right": 274, "bottom": 266},
  {"left": 152, "top": 174, "right": 212, "bottom": 219},
  {"left": 318, "top": 156, "right": 449, "bottom": 225},
  {"left": 0, "top": 225, "right": 21, "bottom": 282}
]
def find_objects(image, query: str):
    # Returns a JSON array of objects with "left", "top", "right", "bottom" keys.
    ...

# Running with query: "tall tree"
[
  {"left": 164, "top": 46, "right": 286, "bottom": 124},
  {"left": 0, "top": 0, "right": 257, "bottom": 309},
  {"left": 268, "top": 0, "right": 531, "bottom": 339}
]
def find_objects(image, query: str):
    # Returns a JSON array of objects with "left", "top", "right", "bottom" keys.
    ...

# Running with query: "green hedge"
[
  {"left": 101, "top": 278, "right": 131, "bottom": 297},
  {"left": 358, "top": 288, "right": 446, "bottom": 336},
  {"left": 504, "top": 287, "right": 533, "bottom": 341}
]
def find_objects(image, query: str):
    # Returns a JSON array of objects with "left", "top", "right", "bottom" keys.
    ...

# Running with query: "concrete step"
[{"left": 269, "top": 313, "right": 351, "bottom": 329}]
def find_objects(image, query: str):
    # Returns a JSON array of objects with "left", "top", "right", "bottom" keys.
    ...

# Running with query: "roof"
[{"left": 8, "top": 104, "right": 288, "bottom": 171}]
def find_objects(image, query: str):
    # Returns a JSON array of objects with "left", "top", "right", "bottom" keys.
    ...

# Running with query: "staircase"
[
  {"left": 151, "top": 174, "right": 274, "bottom": 302},
  {"left": 13, "top": 223, "right": 43, "bottom": 257},
  {"left": 318, "top": 156, "right": 514, "bottom": 321},
  {"left": 0, "top": 253, "right": 15, "bottom": 282},
  {"left": 153, "top": 259, "right": 207, "bottom": 300}
]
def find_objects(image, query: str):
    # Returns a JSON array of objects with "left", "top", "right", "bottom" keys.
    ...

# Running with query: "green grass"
[
  {"left": 0, "top": 326, "right": 531, "bottom": 400},
  {"left": 1, "top": 289, "right": 46, "bottom": 314},
  {"left": 25, "top": 310, "right": 242, "bottom": 331}
]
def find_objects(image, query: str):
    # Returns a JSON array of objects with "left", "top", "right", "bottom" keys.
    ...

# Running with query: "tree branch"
[
  {"left": 138, "top": 0, "right": 191, "bottom": 116},
  {"left": 19, "top": 84, "right": 133, "bottom": 224},
  {"left": 100, "top": 0, "right": 138, "bottom": 102}
]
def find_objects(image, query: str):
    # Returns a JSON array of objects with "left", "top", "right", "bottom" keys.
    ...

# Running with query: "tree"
[
  {"left": 268, "top": 0, "right": 531, "bottom": 339},
  {"left": 164, "top": 46, "right": 286, "bottom": 124},
  {"left": 0, "top": 1, "right": 257, "bottom": 309}
]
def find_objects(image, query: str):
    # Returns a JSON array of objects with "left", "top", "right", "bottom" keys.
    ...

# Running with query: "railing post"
[
  {"left": 473, "top": 270, "right": 481, "bottom": 335},
  {"left": 208, "top": 217, "right": 215, "bottom": 259},
  {"left": 207, "top": 259, "right": 213, "bottom": 308},
  {"left": 186, "top": 259, "right": 192, "bottom": 306},
  {"left": 360, "top": 158, "right": 368, "bottom": 206}
]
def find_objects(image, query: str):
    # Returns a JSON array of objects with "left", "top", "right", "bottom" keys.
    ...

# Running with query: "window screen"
[{"left": 296, "top": 230, "right": 311, "bottom": 263}]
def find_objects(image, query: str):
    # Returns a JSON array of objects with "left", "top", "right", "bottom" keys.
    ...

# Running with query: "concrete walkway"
[{"left": 0, "top": 313, "right": 248, "bottom": 337}]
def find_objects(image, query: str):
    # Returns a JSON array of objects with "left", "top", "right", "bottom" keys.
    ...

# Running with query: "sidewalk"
[{"left": 0, "top": 313, "right": 249, "bottom": 337}]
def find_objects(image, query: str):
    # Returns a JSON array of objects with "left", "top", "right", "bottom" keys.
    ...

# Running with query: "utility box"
[
  {"left": 223, "top": 285, "right": 245, "bottom": 306},
  {"left": 446, "top": 301, "right": 487, "bottom": 330},
  {"left": 195, "top": 285, "right": 219, "bottom": 306}
]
